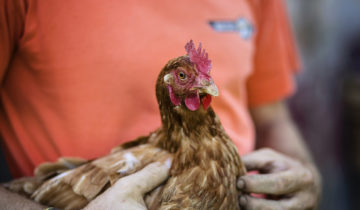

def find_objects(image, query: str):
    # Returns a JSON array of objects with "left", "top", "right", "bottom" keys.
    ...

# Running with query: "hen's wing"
[
  {"left": 5, "top": 132, "right": 170, "bottom": 210},
  {"left": 4, "top": 157, "right": 88, "bottom": 197},
  {"left": 31, "top": 143, "right": 169, "bottom": 210},
  {"left": 4, "top": 135, "right": 149, "bottom": 197}
]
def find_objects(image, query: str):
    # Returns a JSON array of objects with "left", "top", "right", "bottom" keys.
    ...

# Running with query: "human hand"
[
  {"left": 237, "top": 148, "right": 321, "bottom": 210},
  {"left": 84, "top": 158, "right": 172, "bottom": 210}
]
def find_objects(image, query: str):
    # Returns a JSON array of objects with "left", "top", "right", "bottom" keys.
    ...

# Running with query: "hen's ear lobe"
[{"left": 164, "top": 74, "right": 173, "bottom": 85}]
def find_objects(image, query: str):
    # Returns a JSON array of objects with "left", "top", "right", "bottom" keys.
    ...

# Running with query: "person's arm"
[
  {"left": 0, "top": 186, "right": 45, "bottom": 210},
  {"left": 0, "top": 0, "right": 48, "bottom": 208},
  {"left": 238, "top": 101, "right": 321, "bottom": 209}
]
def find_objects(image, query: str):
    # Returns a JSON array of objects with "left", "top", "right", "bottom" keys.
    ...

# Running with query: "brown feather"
[{"left": 5, "top": 54, "right": 246, "bottom": 210}]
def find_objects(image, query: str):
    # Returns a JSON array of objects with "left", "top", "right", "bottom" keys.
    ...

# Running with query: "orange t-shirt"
[{"left": 0, "top": 0, "right": 299, "bottom": 177}]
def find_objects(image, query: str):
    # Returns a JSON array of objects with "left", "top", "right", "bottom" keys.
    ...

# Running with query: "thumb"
[{"left": 128, "top": 158, "right": 172, "bottom": 194}]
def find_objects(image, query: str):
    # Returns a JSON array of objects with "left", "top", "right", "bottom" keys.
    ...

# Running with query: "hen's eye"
[{"left": 178, "top": 72, "right": 187, "bottom": 80}]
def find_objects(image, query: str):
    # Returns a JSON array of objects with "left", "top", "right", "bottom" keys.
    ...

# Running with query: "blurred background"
[
  {"left": 0, "top": 1, "right": 359, "bottom": 209},
  {"left": 286, "top": 0, "right": 360, "bottom": 210}
]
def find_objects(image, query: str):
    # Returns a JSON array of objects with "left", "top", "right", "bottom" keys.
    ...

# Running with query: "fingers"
[
  {"left": 238, "top": 169, "right": 313, "bottom": 195},
  {"left": 239, "top": 192, "right": 316, "bottom": 210},
  {"left": 238, "top": 148, "right": 313, "bottom": 195},
  {"left": 242, "top": 148, "right": 289, "bottom": 172},
  {"left": 120, "top": 158, "right": 172, "bottom": 195},
  {"left": 238, "top": 148, "right": 318, "bottom": 209},
  {"left": 240, "top": 195, "right": 283, "bottom": 210}
]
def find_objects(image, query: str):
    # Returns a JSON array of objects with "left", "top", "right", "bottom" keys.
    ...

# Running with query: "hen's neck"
[
  {"left": 156, "top": 80, "right": 215, "bottom": 147},
  {"left": 156, "top": 86, "right": 234, "bottom": 167},
  {"left": 159, "top": 105, "right": 240, "bottom": 176},
  {"left": 155, "top": 73, "right": 236, "bottom": 168},
  {"left": 158, "top": 105, "right": 220, "bottom": 149}
]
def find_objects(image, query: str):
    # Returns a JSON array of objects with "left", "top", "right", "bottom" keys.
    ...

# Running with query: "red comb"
[{"left": 185, "top": 40, "right": 212, "bottom": 74}]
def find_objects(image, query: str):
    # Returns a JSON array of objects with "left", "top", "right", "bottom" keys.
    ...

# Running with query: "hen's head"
[{"left": 157, "top": 40, "right": 218, "bottom": 112}]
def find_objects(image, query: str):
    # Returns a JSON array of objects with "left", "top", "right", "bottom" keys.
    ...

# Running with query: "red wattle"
[
  {"left": 201, "top": 94, "right": 212, "bottom": 110},
  {"left": 185, "top": 91, "right": 200, "bottom": 111}
]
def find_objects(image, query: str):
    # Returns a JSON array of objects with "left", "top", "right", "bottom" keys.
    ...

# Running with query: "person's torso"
[{"left": 0, "top": 0, "right": 257, "bottom": 176}]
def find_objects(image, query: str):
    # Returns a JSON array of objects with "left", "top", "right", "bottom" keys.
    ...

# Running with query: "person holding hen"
[{"left": 0, "top": 0, "right": 321, "bottom": 210}]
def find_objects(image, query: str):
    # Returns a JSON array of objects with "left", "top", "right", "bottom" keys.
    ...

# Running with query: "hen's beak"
[{"left": 198, "top": 81, "right": 219, "bottom": 97}]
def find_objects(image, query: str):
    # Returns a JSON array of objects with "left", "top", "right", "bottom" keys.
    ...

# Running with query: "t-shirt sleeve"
[
  {"left": 0, "top": 0, "right": 26, "bottom": 84},
  {"left": 246, "top": 0, "right": 300, "bottom": 108}
]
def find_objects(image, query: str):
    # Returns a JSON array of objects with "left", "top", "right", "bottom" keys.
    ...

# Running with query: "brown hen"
[{"left": 6, "top": 40, "right": 246, "bottom": 210}]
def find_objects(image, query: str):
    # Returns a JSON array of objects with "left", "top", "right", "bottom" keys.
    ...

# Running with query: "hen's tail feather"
[
  {"left": 3, "top": 175, "right": 48, "bottom": 196},
  {"left": 5, "top": 135, "right": 151, "bottom": 197},
  {"left": 3, "top": 157, "right": 88, "bottom": 196}
]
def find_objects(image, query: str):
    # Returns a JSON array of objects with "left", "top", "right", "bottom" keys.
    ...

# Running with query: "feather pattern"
[{"left": 5, "top": 41, "right": 246, "bottom": 210}]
